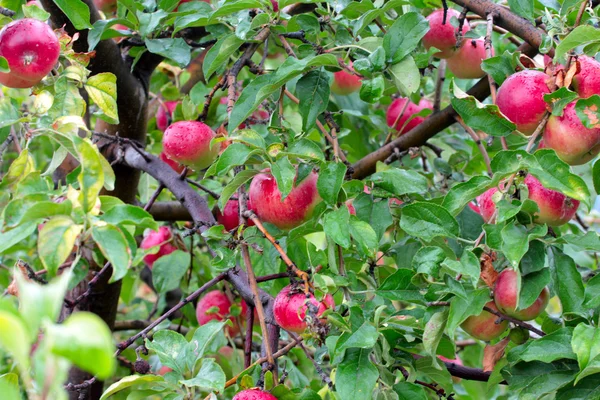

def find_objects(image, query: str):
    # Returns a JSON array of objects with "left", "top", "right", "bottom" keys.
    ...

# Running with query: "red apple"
[
  {"left": 447, "top": 38, "right": 488, "bottom": 79},
  {"left": 273, "top": 285, "right": 334, "bottom": 333},
  {"left": 386, "top": 97, "right": 433, "bottom": 134},
  {"left": 460, "top": 301, "right": 508, "bottom": 341},
  {"left": 157, "top": 366, "right": 172, "bottom": 375},
  {"left": 271, "top": 0, "right": 279, "bottom": 11},
  {"left": 572, "top": 55, "right": 600, "bottom": 98},
  {"left": 233, "top": 388, "right": 277, "bottom": 400},
  {"left": 248, "top": 170, "right": 321, "bottom": 230},
  {"left": 162, "top": 121, "right": 218, "bottom": 170},
  {"left": 496, "top": 70, "right": 551, "bottom": 135},
  {"left": 476, "top": 187, "right": 499, "bottom": 223},
  {"left": 93, "top": 0, "right": 116, "bottom": 13},
  {"left": 140, "top": 226, "right": 177, "bottom": 269},
  {"left": 543, "top": 101, "right": 600, "bottom": 165},
  {"left": 215, "top": 199, "right": 256, "bottom": 231},
  {"left": 159, "top": 151, "right": 185, "bottom": 174},
  {"left": 524, "top": 175, "right": 579, "bottom": 226},
  {"left": 195, "top": 290, "right": 247, "bottom": 336},
  {"left": 422, "top": 8, "right": 471, "bottom": 59},
  {"left": 0, "top": 19, "right": 60, "bottom": 88},
  {"left": 331, "top": 61, "right": 362, "bottom": 95},
  {"left": 156, "top": 101, "right": 179, "bottom": 131},
  {"left": 493, "top": 269, "right": 549, "bottom": 321}
]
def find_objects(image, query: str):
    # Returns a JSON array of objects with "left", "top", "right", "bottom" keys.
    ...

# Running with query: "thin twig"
[
  {"left": 186, "top": 179, "right": 221, "bottom": 199},
  {"left": 483, "top": 306, "right": 546, "bottom": 336},
  {"left": 0, "top": 6, "right": 15, "bottom": 16},
  {"left": 67, "top": 262, "right": 112, "bottom": 309},
  {"left": 455, "top": 117, "right": 492, "bottom": 176},
  {"left": 433, "top": 60, "right": 447, "bottom": 112}
]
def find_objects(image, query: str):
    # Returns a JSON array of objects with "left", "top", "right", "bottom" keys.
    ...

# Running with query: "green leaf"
[
  {"left": 451, "top": 79, "right": 516, "bottom": 136},
  {"left": 271, "top": 156, "right": 296, "bottom": 200},
  {"left": 209, "top": 143, "right": 260, "bottom": 177},
  {"left": 323, "top": 207, "right": 352, "bottom": 248},
  {"left": 423, "top": 308, "right": 449, "bottom": 358},
  {"left": 16, "top": 270, "right": 71, "bottom": 339},
  {"left": 442, "top": 176, "right": 491, "bottom": 216},
  {"left": 229, "top": 54, "right": 338, "bottom": 132},
  {"left": 100, "top": 375, "right": 164, "bottom": 400},
  {"left": 209, "top": 0, "right": 263, "bottom": 21},
  {"left": 442, "top": 249, "right": 480, "bottom": 283},
  {"left": 47, "top": 312, "right": 116, "bottom": 380},
  {"left": 85, "top": 73, "right": 119, "bottom": 124},
  {"left": 583, "top": 273, "right": 600, "bottom": 309},
  {"left": 508, "top": 327, "right": 576, "bottom": 364},
  {"left": 555, "top": 25, "right": 600, "bottom": 61},
  {"left": 572, "top": 325, "right": 600, "bottom": 384},
  {"left": 335, "top": 348, "right": 378, "bottom": 400},
  {"left": 0, "top": 311, "right": 31, "bottom": 376},
  {"left": 335, "top": 322, "right": 379, "bottom": 353},
  {"left": 100, "top": 204, "right": 158, "bottom": 230},
  {"left": 393, "top": 382, "right": 427, "bottom": 400},
  {"left": 508, "top": 0, "right": 534, "bottom": 21},
  {"left": 152, "top": 250, "right": 191, "bottom": 294},
  {"left": 501, "top": 222, "right": 529, "bottom": 267},
  {"left": 480, "top": 50, "right": 520, "bottom": 85},
  {"left": 75, "top": 138, "right": 105, "bottom": 213},
  {"left": 377, "top": 269, "right": 424, "bottom": 303},
  {"left": 413, "top": 246, "right": 445, "bottom": 276},
  {"left": 145, "top": 38, "right": 191, "bottom": 67},
  {"left": 519, "top": 268, "right": 550, "bottom": 310},
  {"left": 383, "top": 12, "right": 428, "bottom": 64},
  {"left": 203, "top": 34, "right": 245, "bottom": 78},
  {"left": 400, "top": 202, "right": 459, "bottom": 242},
  {"left": 370, "top": 168, "right": 428, "bottom": 196},
  {"left": 145, "top": 330, "right": 188, "bottom": 375},
  {"left": 593, "top": 158, "right": 600, "bottom": 194},
  {"left": 0, "top": 222, "right": 37, "bottom": 253},
  {"left": 503, "top": 361, "right": 578, "bottom": 399},
  {"left": 317, "top": 162, "right": 346, "bottom": 205},
  {"left": 575, "top": 95, "right": 600, "bottom": 129},
  {"left": 48, "top": 77, "right": 86, "bottom": 119},
  {"left": 138, "top": 9, "right": 167, "bottom": 37},
  {"left": 544, "top": 87, "right": 578, "bottom": 116},
  {"left": 180, "top": 358, "right": 226, "bottom": 392},
  {"left": 218, "top": 170, "right": 259, "bottom": 209},
  {"left": 550, "top": 250, "right": 585, "bottom": 316},
  {"left": 186, "top": 321, "right": 227, "bottom": 370},
  {"left": 52, "top": 0, "right": 92, "bottom": 29},
  {"left": 1, "top": 148, "right": 35, "bottom": 189},
  {"left": 415, "top": 357, "right": 453, "bottom": 394},
  {"left": 388, "top": 55, "right": 420, "bottom": 96},
  {"left": 173, "top": 1, "right": 212, "bottom": 32},
  {"left": 7, "top": 199, "right": 72, "bottom": 227},
  {"left": 0, "top": 56, "right": 9, "bottom": 73},
  {"left": 285, "top": 138, "right": 325, "bottom": 161},
  {"left": 447, "top": 288, "right": 490, "bottom": 340},
  {"left": 359, "top": 76, "right": 385, "bottom": 103},
  {"left": 0, "top": 373, "right": 20, "bottom": 400},
  {"left": 349, "top": 217, "right": 378, "bottom": 256},
  {"left": 296, "top": 70, "right": 330, "bottom": 132},
  {"left": 92, "top": 224, "right": 132, "bottom": 283},
  {"left": 38, "top": 216, "right": 83, "bottom": 276}
]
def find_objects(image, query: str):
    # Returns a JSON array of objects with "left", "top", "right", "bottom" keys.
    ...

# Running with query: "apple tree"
[{"left": 0, "top": 0, "right": 600, "bottom": 399}]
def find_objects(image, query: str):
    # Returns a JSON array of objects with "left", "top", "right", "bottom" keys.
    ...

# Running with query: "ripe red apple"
[
  {"left": 386, "top": 97, "right": 433, "bottom": 134},
  {"left": 543, "top": 101, "right": 600, "bottom": 165},
  {"left": 423, "top": 8, "right": 471, "bottom": 59},
  {"left": 493, "top": 269, "right": 549, "bottom": 321},
  {"left": 232, "top": 388, "right": 277, "bottom": 400},
  {"left": 159, "top": 151, "right": 185, "bottom": 174},
  {"left": 572, "top": 55, "right": 600, "bottom": 98},
  {"left": 156, "top": 101, "right": 179, "bottom": 131},
  {"left": 0, "top": 19, "right": 60, "bottom": 89},
  {"left": 140, "top": 226, "right": 177, "bottom": 269},
  {"left": 93, "top": 0, "right": 116, "bottom": 13},
  {"left": 195, "top": 290, "right": 247, "bottom": 336},
  {"left": 162, "top": 121, "right": 218, "bottom": 170},
  {"left": 476, "top": 187, "right": 499, "bottom": 223},
  {"left": 215, "top": 199, "right": 255, "bottom": 231},
  {"left": 524, "top": 175, "right": 579, "bottom": 226},
  {"left": 248, "top": 170, "right": 321, "bottom": 230},
  {"left": 460, "top": 301, "right": 508, "bottom": 341},
  {"left": 157, "top": 366, "right": 172, "bottom": 375},
  {"left": 273, "top": 285, "right": 334, "bottom": 333},
  {"left": 271, "top": 0, "right": 279, "bottom": 11},
  {"left": 331, "top": 61, "right": 362, "bottom": 95},
  {"left": 496, "top": 70, "right": 551, "bottom": 135},
  {"left": 447, "top": 38, "right": 488, "bottom": 79}
]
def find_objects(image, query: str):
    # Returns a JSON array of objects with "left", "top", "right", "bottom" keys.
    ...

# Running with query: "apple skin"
[
  {"left": 0, "top": 19, "right": 60, "bottom": 89},
  {"left": 232, "top": 388, "right": 278, "bottom": 400},
  {"left": 386, "top": 97, "right": 433, "bottom": 134},
  {"left": 273, "top": 285, "right": 334, "bottom": 333},
  {"left": 248, "top": 170, "right": 321, "bottom": 230},
  {"left": 140, "top": 226, "right": 177, "bottom": 269},
  {"left": 196, "top": 290, "right": 247, "bottom": 336},
  {"left": 496, "top": 70, "right": 551, "bottom": 135},
  {"left": 162, "top": 121, "right": 218, "bottom": 170},
  {"left": 159, "top": 151, "right": 185, "bottom": 174},
  {"left": 423, "top": 8, "right": 471, "bottom": 59},
  {"left": 157, "top": 366, "right": 172, "bottom": 375},
  {"left": 543, "top": 101, "right": 600, "bottom": 165},
  {"left": 156, "top": 101, "right": 179, "bottom": 131},
  {"left": 215, "top": 199, "right": 256, "bottom": 231},
  {"left": 572, "top": 55, "right": 600, "bottom": 98},
  {"left": 93, "top": 0, "right": 116, "bottom": 13},
  {"left": 524, "top": 175, "right": 579, "bottom": 226},
  {"left": 476, "top": 187, "right": 499, "bottom": 223},
  {"left": 447, "top": 38, "right": 488, "bottom": 79},
  {"left": 331, "top": 61, "right": 362, "bottom": 95},
  {"left": 460, "top": 301, "right": 508, "bottom": 341},
  {"left": 493, "top": 269, "right": 549, "bottom": 321}
]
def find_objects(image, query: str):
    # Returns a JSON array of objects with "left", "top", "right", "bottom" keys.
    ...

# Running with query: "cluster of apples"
[{"left": 461, "top": 268, "right": 549, "bottom": 341}]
